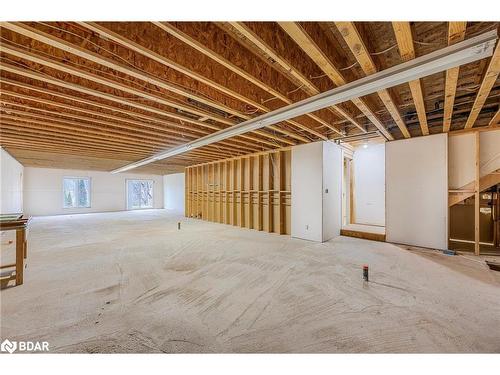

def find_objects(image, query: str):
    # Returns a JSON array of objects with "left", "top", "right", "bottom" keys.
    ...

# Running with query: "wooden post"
[
  {"left": 232, "top": 159, "right": 237, "bottom": 226},
  {"left": 15, "top": 228, "right": 24, "bottom": 285},
  {"left": 474, "top": 131, "right": 480, "bottom": 255},
  {"left": 247, "top": 156, "right": 253, "bottom": 229},
  {"left": 182, "top": 149, "right": 291, "bottom": 234},
  {"left": 225, "top": 160, "right": 230, "bottom": 224},
  {"left": 278, "top": 151, "right": 286, "bottom": 234},
  {"left": 239, "top": 159, "right": 245, "bottom": 227},
  {"left": 257, "top": 154, "right": 263, "bottom": 231},
  {"left": 268, "top": 153, "right": 274, "bottom": 233}
]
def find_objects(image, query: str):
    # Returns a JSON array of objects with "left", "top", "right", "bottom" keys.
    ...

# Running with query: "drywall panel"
[
  {"left": 386, "top": 133, "right": 448, "bottom": 249},
  {"left": 24, "top": 167, "right": 163, "bottom": 216},
  {"left": 291, "top": 142, "right": 323, "bottom": 241},
  {"left": 480, "top": 129, "right": 500, "bottom": 176},
  {"left": 448, "top": 133, "right": 474, "bottom": 189},
  {"left": 448, "top": 129, "right": 500, "bottom": 189},
  {"left": 164, "top": 172, "right": 185, "bottom": 212},
  {"left": 322, "top": 141, "right": 342, "bottom": 242},
  {"left": 353, "top": 143, "right": 386, "bottom": 226},
  {"left": 0, "top": 148, "right": 23, "bottom": 214}
]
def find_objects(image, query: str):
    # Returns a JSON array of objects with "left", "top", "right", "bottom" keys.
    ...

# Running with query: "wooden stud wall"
[{"left": 185, "top": 149, "right": 291, "bottom": 234}]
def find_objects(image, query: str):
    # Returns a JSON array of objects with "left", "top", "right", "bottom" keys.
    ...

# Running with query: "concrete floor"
[{"left": 1, "top": 209, "right": 499, "bottom": 353}]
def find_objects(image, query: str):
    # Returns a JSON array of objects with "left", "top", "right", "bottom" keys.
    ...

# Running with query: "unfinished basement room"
[{"left": 1, "top": 14, "right": 500, "bottom": 362}]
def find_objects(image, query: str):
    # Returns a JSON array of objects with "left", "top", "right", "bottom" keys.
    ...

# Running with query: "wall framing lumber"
[
  {"left": 185, "top": 148, "right": 291, "bottom": 235},
  {"left": 464, "top": 41, "right": 500, "bottom": 129},
  {"left": 474, "top": 131, "right": 480, "bottom": 255}
]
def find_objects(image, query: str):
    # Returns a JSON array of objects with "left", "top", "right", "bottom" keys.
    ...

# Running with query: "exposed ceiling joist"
[
  {"left": 392, "top": 22, "right": 429, "bottom": 136},
  {"left": 488, "top": 108, "right": 500, "bottom": 126},
  {"left": 278, "top": 22, "right": 396, "bottom": 140},
  {"left": 443, "top": 22, "right": 467, "bottom": 132},
  {"left": 0, "top": 63, "right": 285, "bottom": 149},
  {"left": 334, "top": 21, "right": 412, "bottom": 138},
  {"left": 1, "top": 22, "right": 249, "bottom": 121},
  {"left": 111, "top": 30, "right": 497, "bottom": 173},
  {"left": 79, "top": 22, "right": 311, "bottom": 143},
  {"left": 464, "top": 40, "right": 500, "bottom": 128},
  {"left": 152, "top": 21, "right": 329, "bottom": 141},
  {"left": 0, "top": 31, "right": 297, "bottom": 148},
  {"left": 228, "top": 22, "right": 348, "bottom": 136}
]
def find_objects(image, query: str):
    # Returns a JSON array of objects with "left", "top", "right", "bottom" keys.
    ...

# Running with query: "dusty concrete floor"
[{"left": 1, "top": 209, "right": 499, "bottom": 353}]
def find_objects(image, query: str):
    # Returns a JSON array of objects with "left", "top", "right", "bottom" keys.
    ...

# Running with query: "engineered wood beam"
[
  {"left": 443, "top": 22, "right": 467, "bottom": 132},
  {"left": 0, "top": 35, "right": 234, "bottom": 127},
  {"left": 392, "top": 22, "right": 429, "bottom": 135},
  {"left": 464, "top": 41, "right": 500, "bottom": 129},
  {"left": 228, "top": 22, "right": 349, "bottom": 136},
  {"left": 153, "top": 21, "right": 329, "bottom": 141},
  {"left": 335, "top": 22, "right": 411, "bottom": 138},
  {"left": 0, "top": 79, "right": 265, "bottom": 157},
  {"left": 0, "top": 56, "right": 291, "bottom": 150},
  {"left": 0, "top": 63, "right": 282, "bottom": 149},
  {"left": 0, "top": 91, "right": 205, "bottom": 143},
  {"left": 1, "top": 22, "right": 249, "bottom": 121},
  {"left": 79, "top": 21, "right": 308, "bottom": 143},
  {"left": 488, "top": 108, "right": 500, "bottom": 127},
  {"left": 0, "top": 98, "right": 259, "bottom": 154},
  {"left": 0, "top": 77, "right": 209, "bottom": 136},
  {"left": 278, "top": 22, "right": 396, "bottom": 140},
  {"left": 0, "top": 113, "right": 240, "bottom": 160}
]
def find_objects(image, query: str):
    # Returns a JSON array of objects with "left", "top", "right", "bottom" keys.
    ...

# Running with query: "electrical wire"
[{"left": 287, "top": 84, "right": 305, "bottom": 95}]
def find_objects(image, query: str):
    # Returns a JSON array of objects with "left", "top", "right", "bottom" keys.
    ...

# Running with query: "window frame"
[
  {"left": 62, "top": 176, "right": 92, "bottom": 209},
  {"left": 126, "top": 179, "right": 154, "bottom": 210}
]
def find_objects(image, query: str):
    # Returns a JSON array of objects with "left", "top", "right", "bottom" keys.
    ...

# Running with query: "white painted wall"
[
  {"left": 23, "top": 167, "right": 163, "bottom": 216},
  {"left": 291, "top": 142, "right": 323, "bottom": 242},
  {"left": 353, "top": 143, "right": 385, "bottom": 226},
  {"left": 163, "top": 172, "right": 185, "bottom": 213},
  {"left": 322, "top": 141, "right": 342, "bottom": 242},
  {"left": 0, "top": 148, "right": 24, "bottom": 214},
  {"left": 291, "top": 141, "right": 342, "bottom": 242},
  {"left": 386, "top": 133, "right": 448, "bottom": 249}
]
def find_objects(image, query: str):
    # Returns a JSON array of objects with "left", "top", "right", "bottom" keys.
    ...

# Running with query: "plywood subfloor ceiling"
[{"left": 1, "top": 22, "right": 499, "bottom": 174}]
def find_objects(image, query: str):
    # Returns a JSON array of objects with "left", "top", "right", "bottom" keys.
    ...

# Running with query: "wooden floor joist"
[
  {"left": 149, "top": 22, "right": 327, "bottom": 142},
  {"left": 78, "top": 21, "right": 312, "bottom": 143},
  {"left": 0, "top": 22, "right": 497, "bottom": 172},
  {"left": 334, "top": 22, "right": 411, "bottom": 138},
  {"left": 278, "top": 22, "right": 396, "bottom": 138},
  {"left": 464, "top": 41, "right": 500, "bottom": 129},
  {"left": 1, "top": 43, "right": 296, "bottom": 149},
  {"left": 443, "top": 22, "right": 467, "bottom": 132},
  {"left": 229, "top": 22, "right": 351, "bottom": 136},
  {"left": 392, "top": 22, "right": 429, "bottom": 136},
  {"left": 0, "top": 62, "right": 288, "bottom": 150}
]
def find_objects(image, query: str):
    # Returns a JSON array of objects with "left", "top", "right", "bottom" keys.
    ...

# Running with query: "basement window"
[
  {"left": 126, "top": 179, "right": 154, "bottom": 210},
  {"left": 63, "top": 177, "right": 91, "bottom": 208}
]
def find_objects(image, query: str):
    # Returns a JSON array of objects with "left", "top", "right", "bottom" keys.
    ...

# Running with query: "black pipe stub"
[
  {"left": 178, "top": 222, "right": 181, "bottom": 230},
  {"left": 363, "top": 265, "right": 369, "bottom": 282}
]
